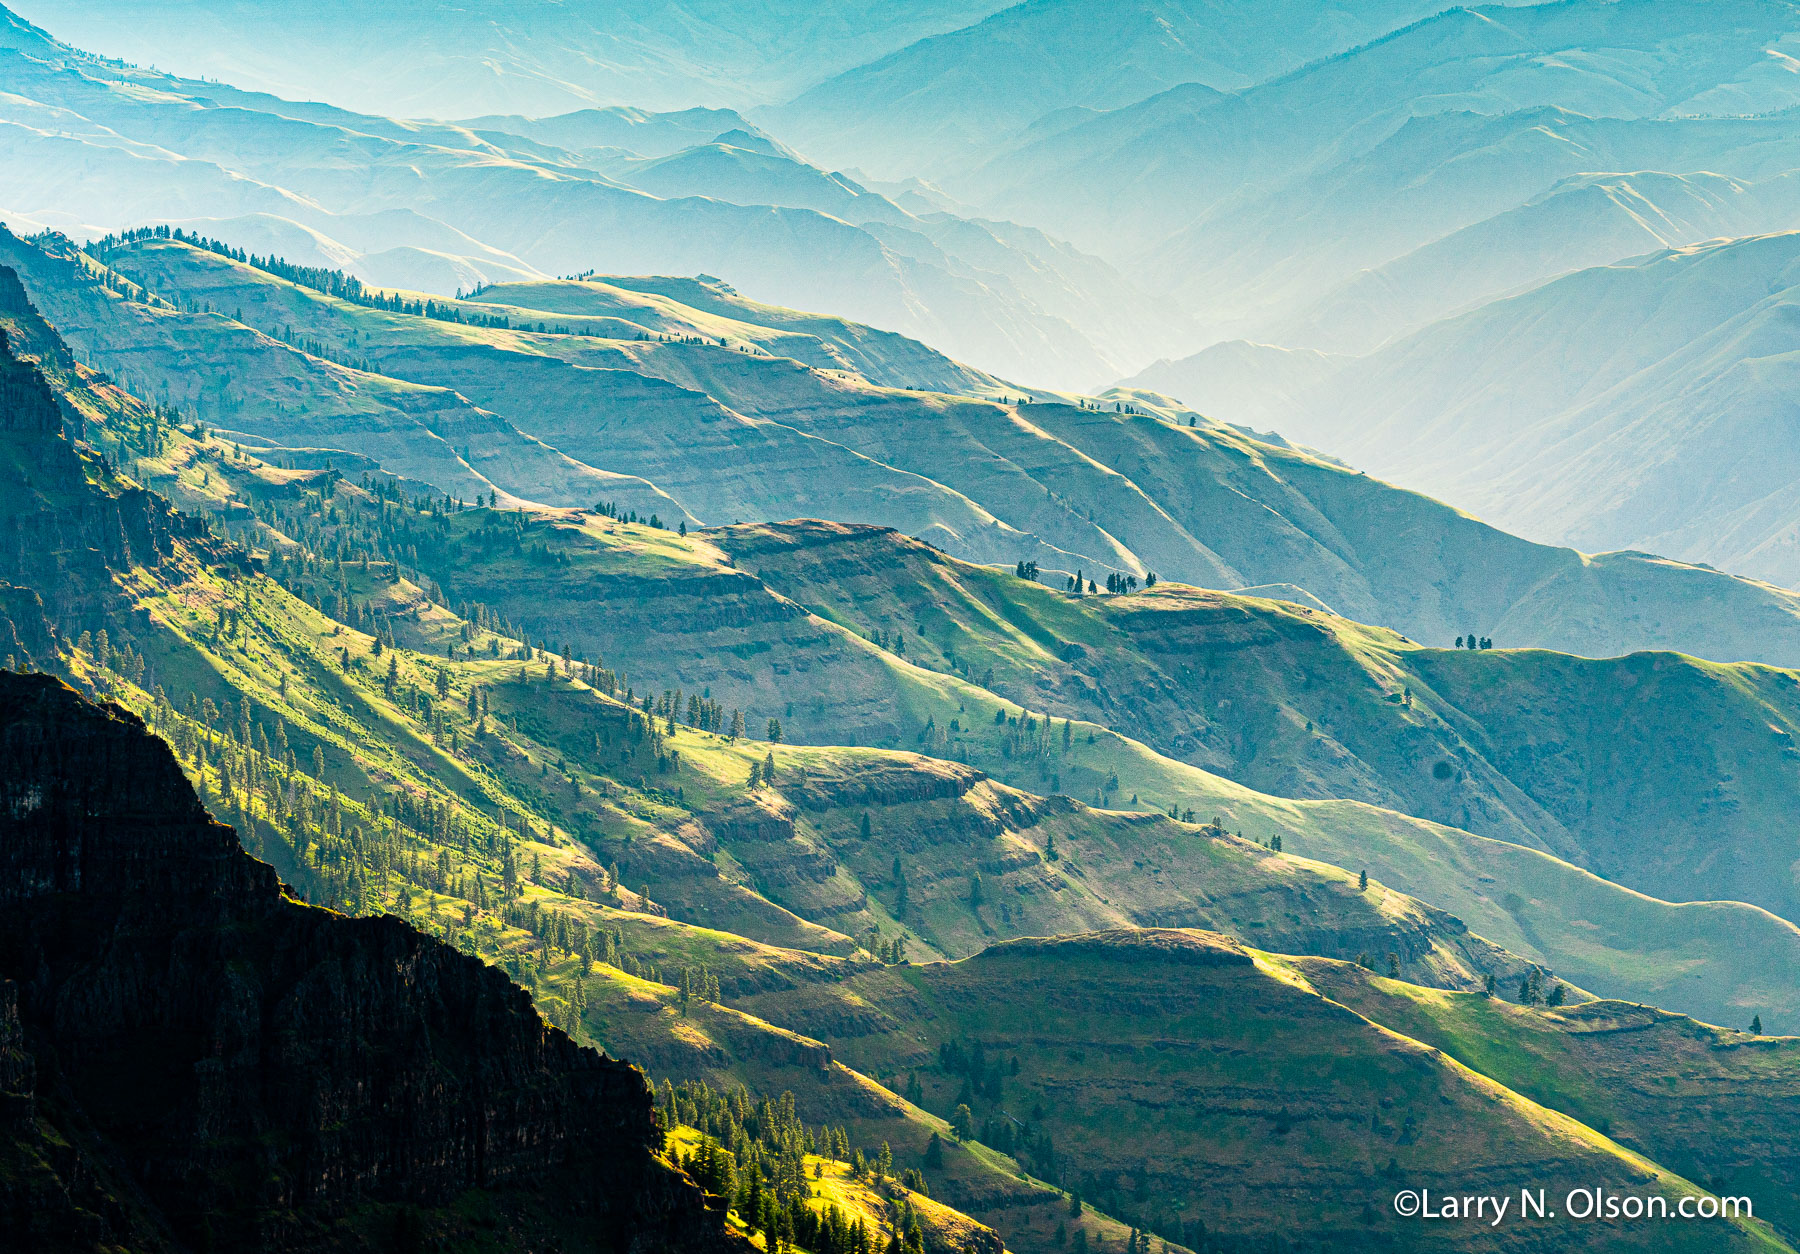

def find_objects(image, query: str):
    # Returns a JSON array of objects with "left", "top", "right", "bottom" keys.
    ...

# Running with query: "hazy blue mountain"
[
  {"left": 0, "top": 20, "right": 1169, "bottom": 388},
  {"left": 461, "top": 107, "right": 766, "bottom": 160},
  {"left": 766, "top": 0, "right": 1453, "bottom": 178},
  {"left": 1142, "top": 105, "right": 1800, "bottom": 347},
  {"left": 1121, "top": 341, "right": 1347, "bottom": 427},
  {"left": 7, "top": 0, "right": 1011, "bottom": 115},
  {"left": 1143, "top": 231, "right": 1800, "bottom": 587},
  {"left": 1268, "top": 169, "right": 1800, "bottom": 353},
  {"left": 596, "top": 137, "right": 914, "bottom": 223},
  {"left": 969, "top": 1, "right": 1800, "bottom": 279}
]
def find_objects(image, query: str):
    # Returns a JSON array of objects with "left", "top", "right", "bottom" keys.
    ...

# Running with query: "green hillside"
[
  {"left": 465, "top": 273, "right": 1007, "bottom": 395},
  {"left": 159, "top": 451, "right": 1799, "bottom": 1032},
  {"left": 14, "top": 5, "right": 1800, "bottom": 1253},
  {"left": 17, "top": 251, "right": 1790, "bottom": 1033},
  {"left": 0, "top": 278, "right": 1178, "bottom": 1254},
  {"left": 726, "top": 522, "right": 1800, "bottom": 918},
  {"left": 1284, "top": 955, "right": 1800, "bottom": 1238},
  {"left": 729, "top": 928, "right": 1793, "bottom": 1252},
  {"left": 5, "top": 216, "right": 1800, "bottom": 1253},
  {"left": 22, "top": 226, "right": 1800, "bottom": 680}
]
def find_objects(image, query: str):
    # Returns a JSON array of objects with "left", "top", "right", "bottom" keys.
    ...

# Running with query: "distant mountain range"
[
  {"left": 5, "top": 0, "right": 1012, "bottom": 114},
  {"left": 763, "top": 0, "right": 1454, "bottom": 176},
  {"left": 0, "top": 6, "right": 1178, "bottom": 389},
  {"left": 1126, "top": 230, "right": 1800, "bottom": 587}
]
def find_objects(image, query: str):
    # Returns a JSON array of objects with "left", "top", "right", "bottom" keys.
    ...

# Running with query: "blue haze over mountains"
[
  {"left": 17, "top": 0, "right": 1800, "bottom": 584},
  {"left": 18, "top": 7, "right": 1800, "bottom": 1241}
]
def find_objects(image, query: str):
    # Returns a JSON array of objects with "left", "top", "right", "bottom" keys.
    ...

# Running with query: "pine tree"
[{"left": 1753, "top": 1015, "right": 1764, "bottom": 1034}]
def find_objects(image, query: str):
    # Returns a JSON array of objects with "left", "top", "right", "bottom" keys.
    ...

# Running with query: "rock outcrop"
[{"left": 0, "top": 671, "right": 739, "bottom": 1253}]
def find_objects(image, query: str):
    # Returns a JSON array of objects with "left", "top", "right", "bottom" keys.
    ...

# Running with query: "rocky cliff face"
[
  {"left": 0, "top": 671, "right": 739, "bottom": 1253},
  {"left": 0, "top": 301, "right": 225, "bottom": 661}
]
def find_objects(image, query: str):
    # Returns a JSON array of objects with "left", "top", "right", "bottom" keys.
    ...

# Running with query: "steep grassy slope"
[
  {"left": 16, "top": 228, "right": 1800, "bottom": 1026},
  {"left": 158, "top": 458, "right": 1800, "bottom": 1031},
  {"left": 731, "top": 929, "right": 1792, "bottom": 1253},
  {"left": 16, "top": 244, "right": 1800, "bottom": 1032},
  {"left": 0, "top": 274, "right": 1184, "bottom": 1254},
  {"left": 9, "top": 216, "right": 1800, "bottom": 1254},
  {"left": 466, "top": 274, "right": 1007, "bottom": 395},
  {"left": 728, "top": 523, "right": 1800, "bottom": 917},
  {"left": 27, "top": 241, "right": 1800, "bottom": 1023},
  {"left": 29, "top": 229, "right": 1800, "bottom": 675},
  {"left": 664, "top": 1121, "right": 1005, "bottom": 1254},
  {"left": 115, "top": 459, "right": 1532, "bottom": 996},
  {"left": 1285, "top": 956, "right": 1800, "bottom": 1236},
  {"left": 590, "top": 964, "right": 1153, "bottom": 1254}
]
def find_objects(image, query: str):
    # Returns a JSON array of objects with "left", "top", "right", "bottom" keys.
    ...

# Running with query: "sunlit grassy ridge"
[
  {"left": 31, "top": 226, "right": 1800, "bottom": 678},
  {"left": 7, "top": 257, "right": 1800, "bottom": 1251},
  {"left": 24, "top": 229, "right": 1800, "bottom": 1033},
  {"left": 208, "top": 463, "right": 1800, "bottom": 1032},
  {"left": 728, "top": 928, "right": 1793, "bottom": 1253},
  {"left": 0, "top": 302, "right": 1160, "bottom": 1252},
  {"left": 1275, "top": 954, "right": 1800, "bottom": 1238}
]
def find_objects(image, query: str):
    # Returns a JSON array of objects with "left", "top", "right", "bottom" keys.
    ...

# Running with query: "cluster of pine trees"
[{"left": 661, "top": 1081, "right": 932, "bottom": 1254}]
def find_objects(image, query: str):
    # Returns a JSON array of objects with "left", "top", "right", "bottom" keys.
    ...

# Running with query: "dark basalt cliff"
[
  {"left": 0, "top": 287, "right": 232, "bottom": 665},
  {"left": 0, "top": 671, "right": 739, "bottom": 1253}
]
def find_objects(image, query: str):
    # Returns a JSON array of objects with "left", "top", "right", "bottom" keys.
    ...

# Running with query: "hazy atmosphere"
[{"left": 6, "top": 3, "right": 1800, "bottom": 1253}]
